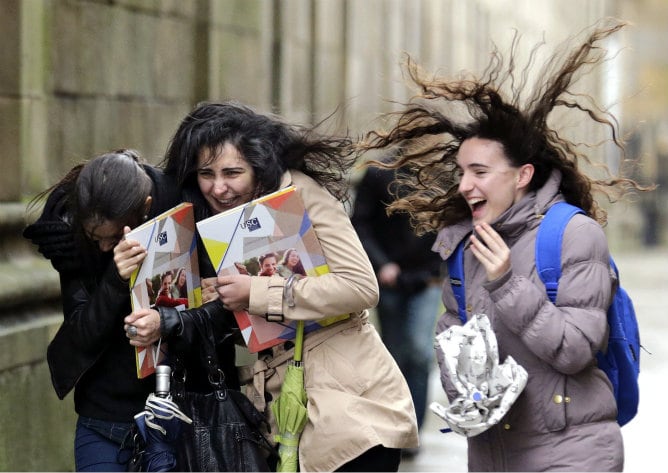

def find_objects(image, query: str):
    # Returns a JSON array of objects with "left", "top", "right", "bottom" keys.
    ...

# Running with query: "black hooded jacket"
[{"left": 23, "top": 165, "right": 238, "bottom": 421}]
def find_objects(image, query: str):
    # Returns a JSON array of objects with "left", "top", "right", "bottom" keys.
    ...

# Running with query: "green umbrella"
[{"left": 271, "top": 320, "right": 308, "bottom": 472}]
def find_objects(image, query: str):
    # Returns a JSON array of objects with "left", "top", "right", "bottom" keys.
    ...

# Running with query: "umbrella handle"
[{"left": 294, "top": 320, "right": 305, "bottom": 362}]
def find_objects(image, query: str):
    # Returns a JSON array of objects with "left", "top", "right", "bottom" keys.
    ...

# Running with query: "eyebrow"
[
  {"left": 84, "top": 229, "right": 100, "bottom": 240},
  {"left": 86, "top": 231, "right": 122, "bottom": 241},
  {"left": 459, "top": 162, "right": 492, "bottom": 171},
  {"left": 197, "top": 165, "right": 246, "bottom": 172}
]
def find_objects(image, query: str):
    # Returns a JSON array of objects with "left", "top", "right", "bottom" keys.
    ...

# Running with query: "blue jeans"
[
  {"left": 75, "top": 416, "right": 134, "bottom": 472},
  {"left": 377, "top": 284, "right": 442, "bottom": 429}
]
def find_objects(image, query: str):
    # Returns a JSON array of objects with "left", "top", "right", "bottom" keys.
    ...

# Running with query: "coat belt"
[{"left": 238, "top": 314, "right": 363, "bottom": 412}]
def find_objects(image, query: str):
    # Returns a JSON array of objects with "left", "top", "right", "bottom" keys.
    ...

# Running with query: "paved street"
[{"left": 399, "top": 248, "right": 667, "bottom": 472}]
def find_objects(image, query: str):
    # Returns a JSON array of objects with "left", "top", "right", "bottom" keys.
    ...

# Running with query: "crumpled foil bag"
[{"left": 431, "top": 313, "right": 528, "bottom": 437}]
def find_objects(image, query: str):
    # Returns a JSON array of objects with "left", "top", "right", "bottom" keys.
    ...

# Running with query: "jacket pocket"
[
  {"left": 542, "top": 374, "right": 567, "bottom": 432},
  {"left": 305, "top": 329, "right": 369, "bottom": 395},
  {"left": 504, "top": 372, "right": 567, "bottom": 433}
]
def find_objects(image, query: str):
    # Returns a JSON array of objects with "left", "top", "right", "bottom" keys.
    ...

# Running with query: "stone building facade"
[{"left": 1, "top": 0, "right": 665, "bottom": 469}]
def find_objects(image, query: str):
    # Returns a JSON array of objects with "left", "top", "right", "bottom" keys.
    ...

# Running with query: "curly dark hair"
[
  {"left": 357, "top": 18, "right": 650, "bottom": 234},
  {"left": 162, "top": 101, "right": 357, "bottom": 221}
]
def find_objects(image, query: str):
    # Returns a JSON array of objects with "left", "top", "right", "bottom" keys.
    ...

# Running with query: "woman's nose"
[
  {"left": 458, "top": 173, "right": 472, "bottom": 194},
  {"left": 213, "top": 177, "right": 228, "bottom": 195}
]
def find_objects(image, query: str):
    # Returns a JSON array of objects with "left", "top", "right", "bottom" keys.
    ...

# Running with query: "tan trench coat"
[{"left": 242, "top": 170, "right": 418, "bottom": 472}]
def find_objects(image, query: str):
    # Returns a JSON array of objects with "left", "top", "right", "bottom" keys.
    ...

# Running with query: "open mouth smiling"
[
  {"left": 214, "top": 195, "right": 244, "bottom": 208},
  {"left": 469, "top": 198, "right": 486, "bottom": 212}
]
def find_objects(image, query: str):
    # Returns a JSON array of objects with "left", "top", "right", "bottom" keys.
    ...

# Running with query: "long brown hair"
[{"left": 357, "top": 18, "right": 651, "bottom": 234}]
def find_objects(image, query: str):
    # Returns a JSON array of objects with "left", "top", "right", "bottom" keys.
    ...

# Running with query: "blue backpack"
[{"left": 446, "top": 202, "right": 640, "bottom": 426}]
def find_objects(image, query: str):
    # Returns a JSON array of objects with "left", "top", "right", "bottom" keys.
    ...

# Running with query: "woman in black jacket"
[{"left": 23, "top": 150, "right": 182, "bottom": 471}]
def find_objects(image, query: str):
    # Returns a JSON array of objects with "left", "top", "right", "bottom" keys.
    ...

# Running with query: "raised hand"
[
  {"left": 469, "top": 222, "right": 511, "bottom": 282},
  {"left": 113, "top": 226, "right": 147, "bottom": 281}
]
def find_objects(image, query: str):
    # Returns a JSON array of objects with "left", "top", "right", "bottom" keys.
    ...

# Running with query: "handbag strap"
[
  {"left": 171, "top": 313, "right": 230, "bottom": 400},
  {"left": 169, "top": 313, "right": 278, "bottom": 463}
]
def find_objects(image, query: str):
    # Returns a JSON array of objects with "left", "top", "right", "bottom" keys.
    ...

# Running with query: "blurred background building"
[{"left": 1, "top": 0, "right": 666, "bottom": 470}]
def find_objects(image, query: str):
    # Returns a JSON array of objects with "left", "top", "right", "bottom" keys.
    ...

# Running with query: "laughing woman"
[
  {"left": 159, "top": 101, "right": 419, "bottom": 472},
  {"left": 357, "top": 19, "right": 650, "bottom": 472}
]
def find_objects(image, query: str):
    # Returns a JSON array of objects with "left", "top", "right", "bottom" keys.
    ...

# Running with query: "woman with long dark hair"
[
  {"left": 156, "top": 101, "right": 419, "bottom": 472},
  {"left": 357, "top": 19, "right": 650, "bottom": 471},
  {"left": 23, "top": 150, "right": 180, "bottom": 471},
  {"left": 277, "top": 248, "right": 307, "bottom": 278}
]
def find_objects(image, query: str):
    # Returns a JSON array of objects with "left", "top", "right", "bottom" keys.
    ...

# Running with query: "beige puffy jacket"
[{"left": 433, "top": 170, "right": 624, "bottom": 471}]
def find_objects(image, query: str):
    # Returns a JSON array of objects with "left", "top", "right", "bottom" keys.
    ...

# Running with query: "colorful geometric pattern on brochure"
[
  {"left": 126, "top": 202, "right": 201, "bottom": 378},
  {"left": 196, "top": 186, "right": 348, "bottom": 353}
]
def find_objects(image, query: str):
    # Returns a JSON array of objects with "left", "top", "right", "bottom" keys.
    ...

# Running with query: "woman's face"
[
  {"left": 457, "top": 137, "right": 532, "bottom": 225},
  {"left": 83, "top": 219, "right": 124, "bottom": 252},
  {"left": 161, "top": 274, "right": 172, "bottom": 292},
  {"left": 287, "top": 251, "right": 300, "bottom": 267},
  {"left": 197, "top": 142, "right": 257, "bottom": 215},
  {"left": 177, "top": 271, "right": 186, "bottom": 286},
  {"left": 260, "top": 256, "right": 277, "bottom": 275}
]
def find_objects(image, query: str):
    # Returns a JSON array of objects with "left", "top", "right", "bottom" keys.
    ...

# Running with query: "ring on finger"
[{"left": 127, "top": 325, "right": 138, "bottom": 338}]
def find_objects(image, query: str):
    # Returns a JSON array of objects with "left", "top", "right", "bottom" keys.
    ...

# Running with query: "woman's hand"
[
  {"left": 215, "top": 274, "right": 251, "bottom": 311},
  {"left": 234, "top": 262, "right": 249, "bottom": 275},
  {"left": 201, "top": 277, "right": 219, "bottom": 304},
  {"left": 469, "top": 222, "right": 511, "bottom": 282},
  {"left": 124, "top": 308, "right": 161, "bottom": 346},
  {"left": 113, "top": 226, "right": 147, "bottom": 281},
  {"left": 378, "top": 262, "right": 400, "bottom": 288}
]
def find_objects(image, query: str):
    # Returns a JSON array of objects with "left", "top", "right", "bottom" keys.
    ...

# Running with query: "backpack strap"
[
  {"left": 535, "top": 202, "right": 585, "bottom": 303},
  {"left": 609, "top": 257, "right": 620, "bottom": 280},
  {"left": 446, "top": 239, "right": 467, "bottom": 324},
  {"left": 449, "top": 201, "right": 587, "bottom": 321}
]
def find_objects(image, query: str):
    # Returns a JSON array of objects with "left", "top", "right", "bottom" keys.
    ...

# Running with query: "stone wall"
[{"left": 1, "top": 0, "right": 665, "bottom": 470}]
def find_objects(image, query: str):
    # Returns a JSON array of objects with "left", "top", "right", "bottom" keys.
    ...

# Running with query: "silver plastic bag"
[{"left": 431, "top": 313, "right": 528, "bottom": 437}]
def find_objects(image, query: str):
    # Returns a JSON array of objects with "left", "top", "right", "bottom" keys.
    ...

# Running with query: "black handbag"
[{"left": 171, "top": 316, "right": 278, "bottom": 472}]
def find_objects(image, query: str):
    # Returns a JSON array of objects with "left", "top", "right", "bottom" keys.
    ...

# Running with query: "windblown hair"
[
  {"left": 28, "top": 149, "right": 152, "bottom": 236},
  {"left": 162, "top": 101, "right": 357, "bottom": 221},
  {"left": 358, "top": 19, "right": 648, "bottom": 234}
]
